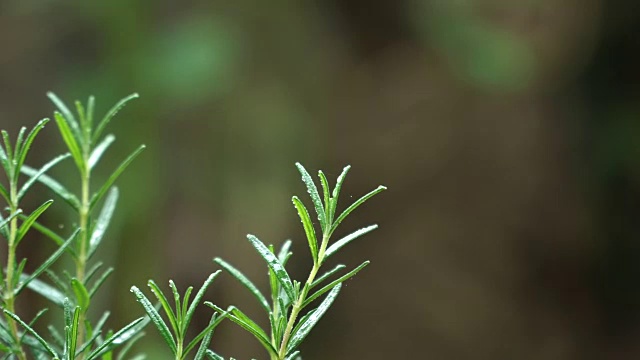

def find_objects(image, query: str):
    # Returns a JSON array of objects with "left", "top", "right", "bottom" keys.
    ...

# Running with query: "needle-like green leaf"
[
  {"left": 12, "top": 258, "right": 27, "bottom": 289},
  {"left": 183, "top": 271, "right": 221, "bottom": 334},
  {"left": 324, "top": 225, "right": 378, "bottom": 259},
  {"left": 147, "top": 280, "right": 178, "bottom": 336},
  {"left": 46, "top": 270, "right": 70, "bottom": 294},
  {"left": 103, "top": 314, "right": 150, "bottom": 359},
  {"left": 92, "top": 311, "right": 110, "bottom": 338},
  {"left": 75, "top": 100, "right": 86, "bottom": 130},
  {"left": 318, "top": 170, "right": 331, "bottom": 224},
  {"left": 12, "top": 126, "right": 27, "bottom": 164},
  {"left": 86, "top": 317, "right": 145, "bottom": 360},
  {"left": 247, "top": 234, "right": 295, "bottom": 303},
  {"left": 168, "top": 280, "right": 181, "bottom": 326},
  {"left": 90, "top": 144, "right": 145, "bottom": 210},
  {"left": 85, "top": 262, "right": 104, "bottom": 284},
  {"left": 0, "top": 140, "right": 10, "bottom": 176},
  {"left": 193, "top": 315, "right": 216, "bottom": 360},
  {"left": 15, "top": 230, "right": 77, "bottom": 295},
  {"left": 18, "top": 153, "right": 71, "bottom": 201},
  {"left": 115, "top": 331, "right": 144, "bottom": 360},
  {"left": 74, "top": 326, "right": 102, "bottom": 356},
  {"left": 181, "top": 285, "right": 194, "bottom": 322},
  {"left": 205, "top": 350, "right": 224, "bottom": 360},
  {"left": 328, "top": 164, "right": 351, "bottom": 219},
  {"left": 206, "top": 304, "right": 278, "bottom": 358},
  {"left": 15, "top": 119, "right": 49, "bottom": 178},
  {"left": 330, "top": 185, "right": 386, "bottom": 235},
  {"left": 277, "top": 239, "right": 292, "bottom": 264},
  {"left": 86, "top": 96, "right": 95, "bottom": 131},
  {"left": 93, "top": 93, "right": 139, "bottom": 144},
  {"left": 26, "top": 221, "right": 78, "bottom": 259},
  {"left": 88, "top": 134, "right": 115, "bottom": 170},
  {"left": 20, "top": 165, "right": 80, "bottom": 210},
  {"left": 285, "top": 350, "right": 301, "bottom": 360},
  {"left": 71, "top": 279, "right": 90, "bottom": 312},
  {"left": 0, "top": 210, "right": 22, "bottom": 240},
  {"left": 54, "top": 112, "right": 84, "bottom": 172},
  {"left": 3, "top": 309, "right": 59, "bottom": 358},
  {"left": 47, "top": 325, "right": 65, "bottom": 348},
  {"left": 292, "top": 196, "right": 319, "bottom": 263},
  {"left": 130, "top": 285, "right": 176, "bottom": 354},
  {"left": 0, "top": 213, "right": 7, "bottom": 239},
  {"left": 214, "top": 258, "right": 270, "bottom": 314},
  {"left": 16, "top": 199, "right": 53, "bottom": 245},
  {"left": 295, "top": 163, "right": 326, "bottom": 232},
  {"left": 302, "top": 262, "right": 368, "bottom": 308},
  {"left": 0, "top": 321, "right": 13, "bottom": 347},
  {"left": 286, "top": 284, "right": 342, "bottom": 354},
  {"left": 68, "top": 305, "right": 81, "bottom": 359},
  {"left": 310, "top": 264, "right": 346, "bottom": 289},
  {"left": 47, "top": 92, "right": 82, "bottom": 143},
  {"left": 88, "top": 267, "right": 113, "bottom": 297},
  {"left": 19, "top": 308, "right": 48, "bottom": 345},
  {"left": 1, "top": 130, "right": 14, "bottom": 168},
  {"left": 331, "top": 165, "right": 350, "bottom": 200},
  {"left": 185, "top": 312, "right": 227, "bottom": 359},
  {"left": 89, "top": 187, "right": 118, "bottom": 258},
  {"left": 0, "top": 182, "right": 9, "bottom": 204}
]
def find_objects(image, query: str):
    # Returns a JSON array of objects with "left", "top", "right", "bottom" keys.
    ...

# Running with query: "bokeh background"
[{"left": 2, "top": 0, "right": 640, "bottom": 359}]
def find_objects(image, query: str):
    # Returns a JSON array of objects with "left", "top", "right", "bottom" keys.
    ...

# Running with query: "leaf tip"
[{"left": 294, "top": 162, "right": 306, "bottom": 173}]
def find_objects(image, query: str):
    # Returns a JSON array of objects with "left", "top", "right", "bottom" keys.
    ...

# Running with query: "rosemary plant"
[
  {"left": 0, "top": 93, "right": 148, "bottom": 359},
  {"left": 1, "top": 91, "right": 387, "bottom": 360},
  {"left": 130, "top": 274, "right": 228, "bottom": 360},
  {"left": 22, "top": 92, "right": 145, "bottom": 356},
  {"left": 0, "top": 119, "right": 70, "bottom": 359},
  {"left": 132, "top": 163, "right": 386, "bottom": 360}
]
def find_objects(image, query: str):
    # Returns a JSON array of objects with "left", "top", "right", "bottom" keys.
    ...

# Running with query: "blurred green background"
[{"left": 2, "top": 0, "right": 640, "bottom": 359}]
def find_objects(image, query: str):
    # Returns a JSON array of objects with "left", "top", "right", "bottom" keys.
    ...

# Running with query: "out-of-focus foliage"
[{"left": 1, "top": 0, "right": 640, "bottom": 359}]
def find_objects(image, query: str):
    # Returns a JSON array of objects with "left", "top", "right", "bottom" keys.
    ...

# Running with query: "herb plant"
[
  {"left": 1, "top": 93, "right": 147, "bottom": 359},
  {"left": 0, "top": 91, "right": 387, "bottom": 360},
  {"left": 133, "top": 163, "right": 386, "bottom": 360}
]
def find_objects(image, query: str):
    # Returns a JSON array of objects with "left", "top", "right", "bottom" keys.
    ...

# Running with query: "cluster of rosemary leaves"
[{"left": 0, "top": 92, "right": 385, "bottom": 360}]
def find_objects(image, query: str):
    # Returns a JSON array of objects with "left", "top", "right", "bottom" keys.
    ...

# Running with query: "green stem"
[
  {"left": 75, "top": 163, "right": 90, "bottom": 359},
  {"left": 277, "top": 234, "right": 330, "bottom": 359},
  {"left": 77, "top": 172, "right": 90, "bottom": 283},
  {"left": 3, "top": 179, "right": 27, "bottom": 360},
  {"left": 174, "top": 328, "right": 184, "bottom": 360},
  {"left": 270, "top": 287, "right": 281, "bottom": 360}
]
